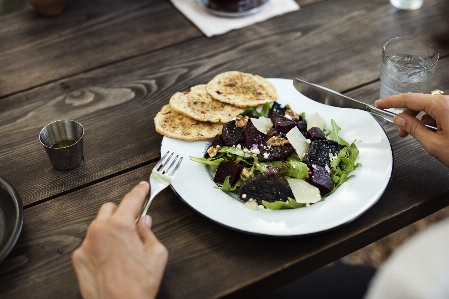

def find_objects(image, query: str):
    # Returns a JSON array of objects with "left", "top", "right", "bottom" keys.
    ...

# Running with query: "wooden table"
[{"left": 1, "top": 0, "right": 448, "bottom": 297}]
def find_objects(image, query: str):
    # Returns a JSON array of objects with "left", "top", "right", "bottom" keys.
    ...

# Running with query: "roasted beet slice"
[
  {"left": 268, "top": 101, "right": 287, "bottom": 117},
  {"left": 303, "top": 140, "right": 344, "bottom": 168},
  {"left": 257, "top": 143, "right": 295, "bottom": 162},
  {"left": 239, "top": 172, "right": 294, "bottom": 205},
  {"left": 309, "top": 166, "right": 334, "bottom": 195},
  {"left": 222, "top": 120, "right": 243, "bottom": 146},
  {"left": 204, "top": 135, "right": 225, "bottom": 158},
  {"left": 295, "top": 118, "right": 307, "bottom": 135},
  {"left": 272, "top": 117, "right": 297, "bottom": 134},
  {"left": 241, "top": 120, "right": 265, "bottom": 149},
  {"left": 213, "top": 161, "right": 244, "bottom": 186},
  {"left": 306, "top": 127, "right": 326, "bottom": 141}
]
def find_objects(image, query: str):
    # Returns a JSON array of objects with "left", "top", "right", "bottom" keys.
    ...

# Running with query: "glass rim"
[{"left": 382, "top": 36, "right": 439, "bottom": 69}]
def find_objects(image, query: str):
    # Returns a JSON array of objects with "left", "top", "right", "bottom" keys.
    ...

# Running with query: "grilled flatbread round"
[
  {"left": 154, "top": 105, "right": 222, "bottom": 141},
  {"left": 169, "top": 84, "right": 244, "bottom": 123},
  {"left": 206, "top": 71, "right": 278, "bottom": 108}
]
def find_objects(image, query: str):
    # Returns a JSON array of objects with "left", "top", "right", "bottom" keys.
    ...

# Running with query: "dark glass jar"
[{"left": 204, "top": 0, "right": 269, "bottom": 13}]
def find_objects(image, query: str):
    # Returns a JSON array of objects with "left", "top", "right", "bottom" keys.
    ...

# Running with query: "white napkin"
[{"left": 170, "top": 0, "right": 300, "bottom": 37}]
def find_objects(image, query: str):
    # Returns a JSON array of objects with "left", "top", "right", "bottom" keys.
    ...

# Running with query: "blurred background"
[{"left": 0, "top": 0, "right": 31, "bottom": 15}]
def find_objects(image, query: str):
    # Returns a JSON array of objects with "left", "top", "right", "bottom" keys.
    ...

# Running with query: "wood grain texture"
[
  {"left": 0, "top": 0, "right": 202, "bottom": 97},
  {"left": 1, "top": 0, "right": 449, "bottom": 298},
  {"left": 0, "top": 161, "right": 448, "bottom": 299},
  {"left": 1, "top": 0, "right": 448, "bottom": 207}
]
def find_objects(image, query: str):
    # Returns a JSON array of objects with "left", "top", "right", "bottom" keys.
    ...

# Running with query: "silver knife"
[{"left": 293, "top": 78, "right": 437, "bottom": 132}]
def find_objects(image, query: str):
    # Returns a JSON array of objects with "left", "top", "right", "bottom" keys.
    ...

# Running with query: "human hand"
[
  {"left": 72, "top": 181, "right": 168, "bottom": 299},
  {"left": 375, "top": 93, "right": 449, "bottom": 167}
]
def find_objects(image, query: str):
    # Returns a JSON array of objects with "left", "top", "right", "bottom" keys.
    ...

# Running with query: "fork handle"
[{"left": 135, "top": 193, "right": 157, "bottom": 223}]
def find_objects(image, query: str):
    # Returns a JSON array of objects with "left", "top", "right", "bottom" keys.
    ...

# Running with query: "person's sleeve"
[{"left": 365, "top": 219, "right": 449, "bottom": 299}]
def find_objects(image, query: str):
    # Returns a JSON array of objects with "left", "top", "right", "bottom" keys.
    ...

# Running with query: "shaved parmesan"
[
  {"left": 286, "top": 178, "right": 321, "bottom": 204},
  {"left": 307, "top": 113, "right": 326, "bottom": 131},
  {"left": 286, "top": 126, "right": 310, "bottom": 158},
  {"left": 251, "top": 117, "right": 273, "bottom": 134}
]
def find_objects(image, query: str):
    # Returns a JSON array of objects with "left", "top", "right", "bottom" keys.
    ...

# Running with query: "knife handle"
[{"left": 367, "top": 106, "right": 437, "bottom": 132}]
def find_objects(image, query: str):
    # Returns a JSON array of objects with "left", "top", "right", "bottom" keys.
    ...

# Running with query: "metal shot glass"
[{"left": 39, "top": 120, "right": 84, "bottom": 171}]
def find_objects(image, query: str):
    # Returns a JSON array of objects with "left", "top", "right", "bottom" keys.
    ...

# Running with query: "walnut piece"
[
  {"left": 241, "top": 168, "right": 251, "bottom": 178},
  {"left": 267, "top": 136, "right": 290, "bottom": 147},
  {"left": 235, "top": 115, "right": 249, "bottom": 128},
  {"left": 207, "top": 145, "right": 221, "bottom": 157},
  {"left": 285, "top": 109, "right": 299, "bottom": 120}
]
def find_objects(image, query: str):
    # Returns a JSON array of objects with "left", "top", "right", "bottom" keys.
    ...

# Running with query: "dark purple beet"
[
  {"left": 204, "top": 135, "right": 225, "bottom": 158},
  {"left": 303, "top": 140, "right": 344, "bottom": 168},
  {"left": 257, "top": 143, "right": 295, "bottom": 161},
  {"left": 241, "top": 120, "right": 265, "bottom": 149},
  {"left": 222, "top": 120, "right": 243, "bottom": 146},
  {"left": 295, "top": 118, "right": 307, "bottom": 136},
  {"left": 268, "top": 101, "right": 287, "bottom": 117},
  {"left": 306, "top": 127, "right": 326, "bottom": 141},
  {"left": 273, "top": 118, "right": 297, "bottom": 134},
  {"left": 308, "top": 166, "right": 334, "bottom": 195},
  {"left": 246, "top": 113, "right": 259, "bottom": 118},
  {"left": 213, "top": 161, "right": 244, "bottom": 186},
  {"left": 239, "top": 172, "right": 294, "bottom": 204}
]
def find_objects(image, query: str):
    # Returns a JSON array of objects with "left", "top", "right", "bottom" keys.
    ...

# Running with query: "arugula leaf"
[
  {"left": 242, "top": 102, "right": 272, "bottom": 117},
  {"left": 262, "top": 197, "right": 306, "bottom": 210},
  {"left": 327, "top": 119, "right": 349, "bottom": 146},
  {"left": 218, "top": 146, "right": 253, "bottom": 159},
  {"left": 215, "top": 176, "right": 240, "bottom": 192},
  {"left": 286, "top": 160, "right": 309, "bottom": 179},
  {"left": 189, "top": 156, "right": 225, "bottom": 173},
  {"left": 329, "top": 141, "right": 361, "bottom": 191}
]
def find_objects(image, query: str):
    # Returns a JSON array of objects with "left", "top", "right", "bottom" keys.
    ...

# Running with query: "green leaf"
[
  {"left": 189, "top": 156, "right": 225, "bottom": 173},
  {"left": 262, "top": 197, "right": 306, "bottom": 210},
  {"left": 242, "top": 102, "right": 272, "bottom": 117},
  {"left": 219, "top": 146, "right": 253, "bottom": 159},
  {"left": 214, "top": 176, "right": 244, "bottom": 192},
  {"left": 327, "top": 119, "right": 349, "bottom": 146},
  {"left": 285, "top": 160, "right": 309, "bottom": 179},
  {"left": 329, "top": 141, "right": 361, "bottom": 192}
]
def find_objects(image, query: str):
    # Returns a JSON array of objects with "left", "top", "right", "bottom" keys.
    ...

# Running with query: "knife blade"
[{"left": 293, "top": 78, "right": 437, "bottom": 132}]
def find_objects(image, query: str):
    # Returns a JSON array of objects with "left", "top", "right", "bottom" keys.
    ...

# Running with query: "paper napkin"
[{"left": 170, "top": 0, "right": 300, "bottom": 37}]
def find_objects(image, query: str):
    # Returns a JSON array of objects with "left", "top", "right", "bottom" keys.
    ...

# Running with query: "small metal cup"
[{"left": 39, "top": 120, "right": 84, "bottom": 171}]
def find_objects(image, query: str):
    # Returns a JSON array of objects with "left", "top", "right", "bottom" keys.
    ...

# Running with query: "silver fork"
[{"left": 136, "top": 151, "right": 183, "bottom": 222}]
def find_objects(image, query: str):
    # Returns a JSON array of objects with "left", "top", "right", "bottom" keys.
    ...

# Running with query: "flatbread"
[
  {"left": 154, "top": 105, "right": 222, "bottom": 141},
  {"left": 206, "top": 71, "right": 278, "bottom": 108},
  {"left": 169, "top": 85, "right": 244, "bottom": 123}
]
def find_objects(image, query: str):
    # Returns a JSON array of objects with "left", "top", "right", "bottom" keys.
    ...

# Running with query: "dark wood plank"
[
  {"left": 1, "top": 59, "right": 449, "bottom": 298},
  {"left": 0, "top": 0, "right": 203, "bottom": 97},
  {"left": 0, "top": 0, "right": 328, "bottom": 98},
  {"left": 2, "top": 0, "right": 448, "bottom": 99},
  {"left": 1, "top": 0, "right": 448, "bottom": 207},
  {"left": 0, "top": 155, "right": 448, "bottom": 299}
]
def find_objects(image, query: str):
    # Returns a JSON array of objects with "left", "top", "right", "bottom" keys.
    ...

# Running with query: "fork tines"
[{"left": 156, "top": 151, "right": 183, "bottom": 177}]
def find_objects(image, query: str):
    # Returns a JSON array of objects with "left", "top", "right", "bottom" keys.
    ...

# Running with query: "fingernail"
[
  {"left": 393, "top": 115, "right": 405, "bottom": 128},
  {"left": 139, "top": 181, "right": 147, "bottom": 185},
  {"left": 144, "top": 215, "right": 152, "bottom": 229}
]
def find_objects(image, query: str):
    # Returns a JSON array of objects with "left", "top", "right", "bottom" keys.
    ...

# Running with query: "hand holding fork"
[{"left": 136, "top": 151, "right": 183, "bottom": 222}]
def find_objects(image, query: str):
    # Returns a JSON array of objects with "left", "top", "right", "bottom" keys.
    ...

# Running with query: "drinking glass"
[{"left": 379, "top": 36, "right": 439, "bottom": 112}]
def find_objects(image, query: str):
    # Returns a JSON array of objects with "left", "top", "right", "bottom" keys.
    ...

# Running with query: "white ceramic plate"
[{"left": 161, "top": 78, "right": 393, "bottom": 236}]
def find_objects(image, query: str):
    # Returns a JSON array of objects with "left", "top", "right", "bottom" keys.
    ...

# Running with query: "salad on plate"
[{"left": 190, "top": 101, "right": 361, "bottom": 210}]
